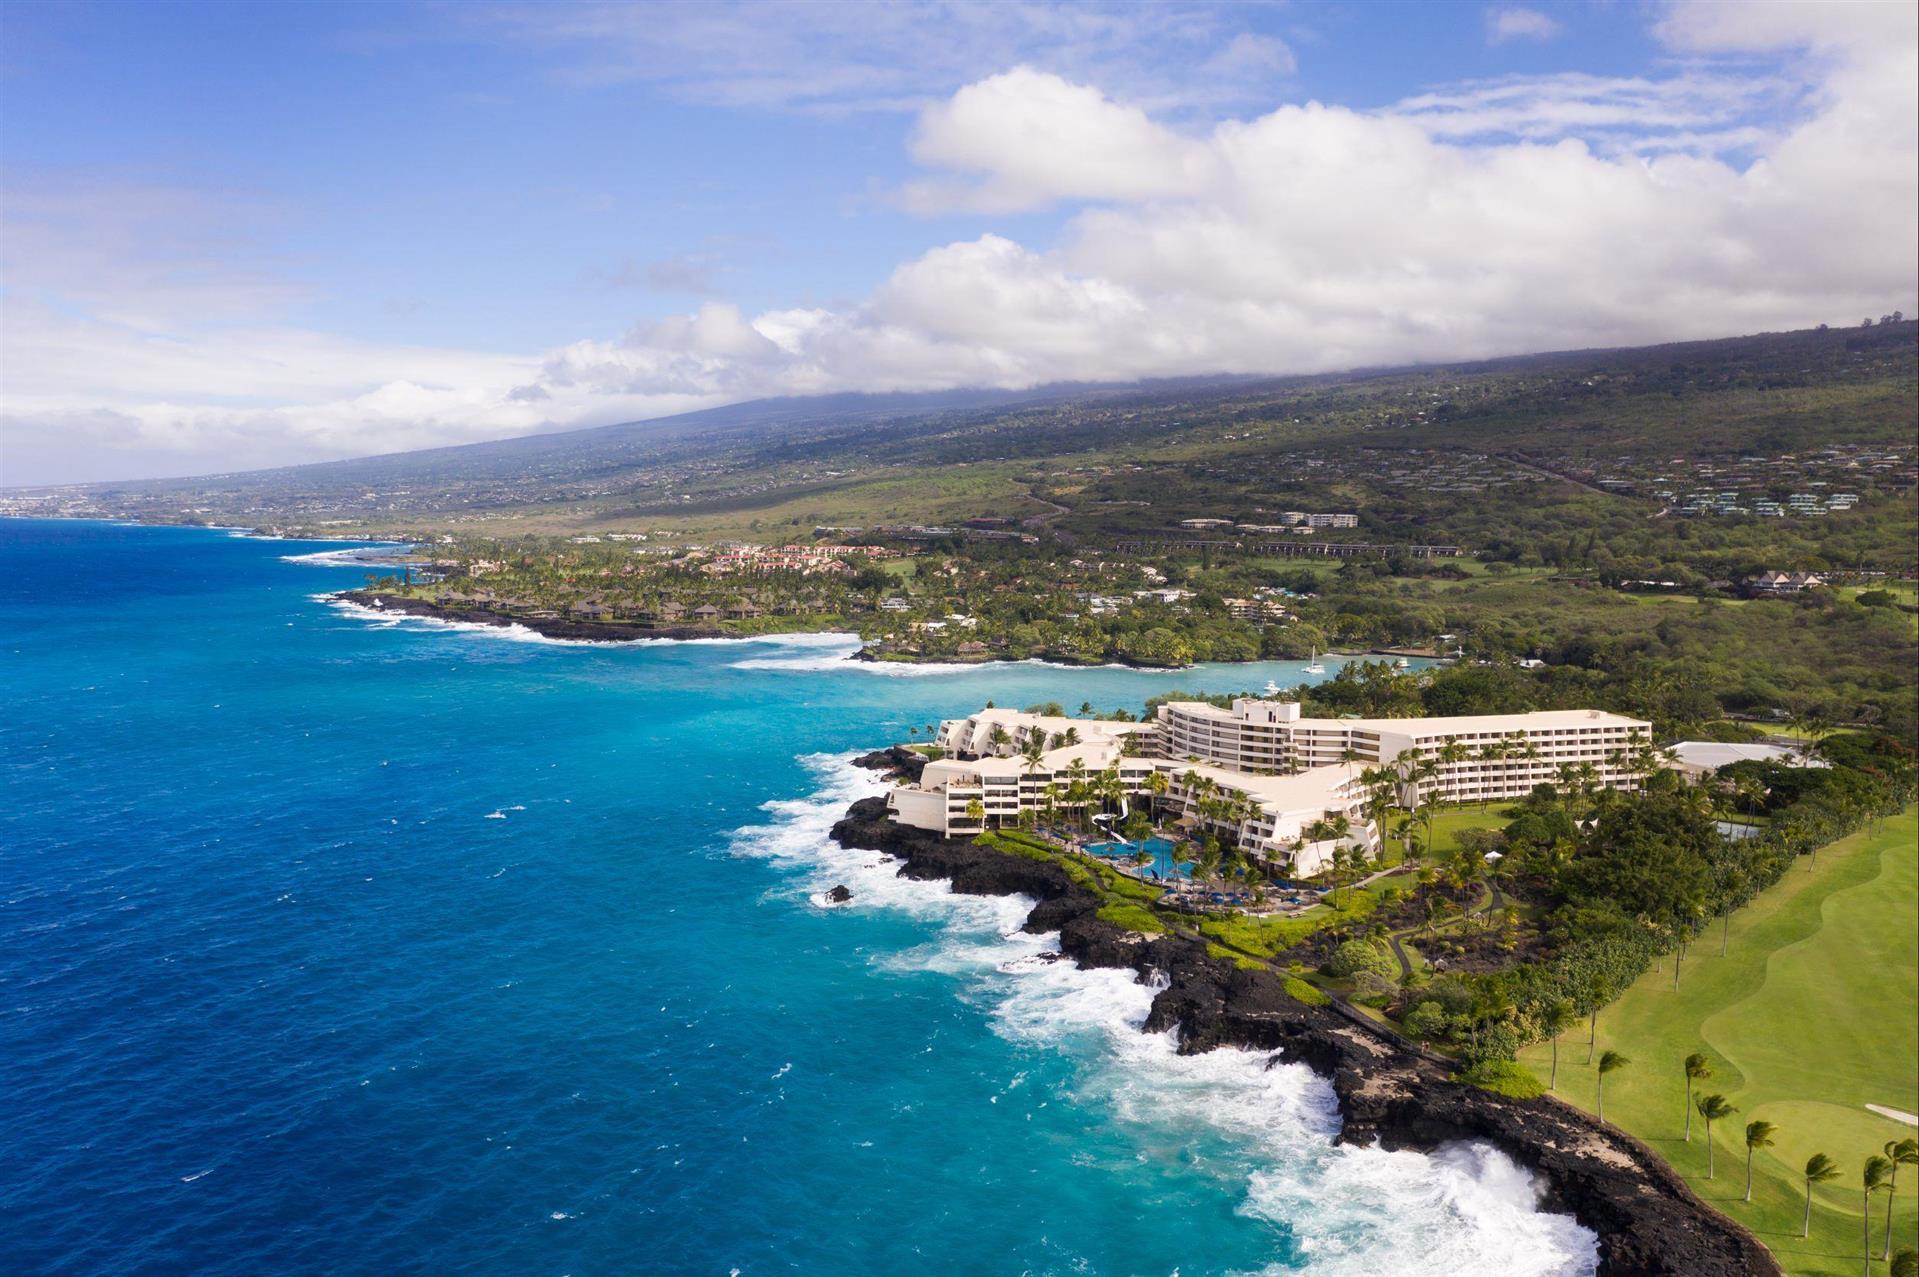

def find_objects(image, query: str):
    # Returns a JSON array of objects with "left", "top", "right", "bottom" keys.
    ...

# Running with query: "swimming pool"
[{"left": 1084, "top": 835, "right": 1191, "bottom": 879}]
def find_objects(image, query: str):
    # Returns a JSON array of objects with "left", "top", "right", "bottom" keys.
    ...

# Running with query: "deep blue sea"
[{"left": 0, "top": 519, "right": 1597, "bottom": 1277}]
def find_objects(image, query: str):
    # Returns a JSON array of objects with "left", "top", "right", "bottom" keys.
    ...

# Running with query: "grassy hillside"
[{"left": 11, "top": 324, "right": 1915, "bottom": 576}]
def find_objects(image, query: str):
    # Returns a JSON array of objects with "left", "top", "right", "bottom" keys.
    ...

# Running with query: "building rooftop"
[
  {"left": 1158, "top": 702, "right": 1648, "bottom": 735},
  {"left": 1668, "top": 741, "right": 1826, "bottom": 770}
]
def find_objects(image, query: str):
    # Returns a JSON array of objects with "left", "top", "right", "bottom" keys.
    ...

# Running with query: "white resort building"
[
  {"left": 885, "top": 700, "right": 1652, "bottom": 877},
  {"left": 1153, "top": 700, "right": 1652, "bottom": 805}
]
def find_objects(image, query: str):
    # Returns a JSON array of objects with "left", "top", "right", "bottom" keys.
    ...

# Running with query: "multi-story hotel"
[
  {"left": 1152, "top": 700, "right": 1651, "bottom": 805},
  {"left": 885, "top": 700, "right": 1652, "bottom": 876}
]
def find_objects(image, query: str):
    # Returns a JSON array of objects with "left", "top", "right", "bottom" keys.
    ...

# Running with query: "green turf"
[
  {"left": 1517, "top": 808, "right": 1919, "bottom": 1276},
  {"left": 1396, "top": 805, "right": 1516, "bottom": 856}
]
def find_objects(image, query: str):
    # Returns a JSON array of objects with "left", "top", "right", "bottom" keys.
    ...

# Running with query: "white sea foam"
[
  {"left": 279, "top": 544, "right": 408, "bottom": 567},
  {"left": 318, "top": 593, "right": 869, "bottom": 653},
  {"left": 733, "top": 753, "right": 1598, "bottom": 1277},
  {"left": 316, "top": 593, "right": 622, "bottom": 645},
  {"left": 727, "top": 643, "right": 1199, "bottom": 677}
]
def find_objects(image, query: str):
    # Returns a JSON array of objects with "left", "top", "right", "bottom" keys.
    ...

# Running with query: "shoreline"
[
  {"left": 832, "top": 747, "right": 1780, "bottom": 1277},
  {"left": 345, "top": 590, "right": 755, "bottom": 643},
  {"left": 341, "top": 591, "right": 1412, "bottom": 671}
]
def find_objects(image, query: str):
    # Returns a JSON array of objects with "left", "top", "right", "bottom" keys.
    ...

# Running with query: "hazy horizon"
[{"left": 3, "top": 0, "right": 1915, "bottom": 485}]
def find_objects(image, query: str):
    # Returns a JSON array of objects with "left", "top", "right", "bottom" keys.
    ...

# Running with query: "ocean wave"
[
  {"left": 727, "top": 648, "right": 1196, "bottom": 677},
  {"left": 315, "top": 594, "right": 644, "bottom": 646},
  {"left": 732, "top": 753, "right": 1598, "bottom": 1277},
  {"left": 279, "top": 544, "right": 410, "bottom": 567},
  {"left": 318, "top": 595, "right": 868, "bottom": 652}
]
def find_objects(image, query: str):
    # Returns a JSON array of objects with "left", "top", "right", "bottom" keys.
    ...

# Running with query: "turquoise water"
[
  {"left": 1084, "top": 836, "right": 1189, "bottom": 880},
  {"left": 0, "top": 519, "right": 1595, "bottom": 1276}
]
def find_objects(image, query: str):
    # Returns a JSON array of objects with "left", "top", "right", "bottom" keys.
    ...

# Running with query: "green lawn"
[
  {"left": 1394, "top": 805, "right": 1515, "bottom": 857},
  {"left": 1517, "top": 808, "right": 1919, "bottom": 1276}
]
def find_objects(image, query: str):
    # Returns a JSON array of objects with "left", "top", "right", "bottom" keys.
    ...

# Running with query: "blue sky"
[{"left": 1, "top": 1, "right": 1913, "bottom": 483}]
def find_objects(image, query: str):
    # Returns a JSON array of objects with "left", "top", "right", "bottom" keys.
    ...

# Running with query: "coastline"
[
  {"left": 342, "top": 591, "right": 1414, "bottom": 672},
  {"left": 832, "top": 747, "right": 1781, "bottom": 1277},
  {"left": 343, "top": 590, "right": 797, "bottom": 644}
]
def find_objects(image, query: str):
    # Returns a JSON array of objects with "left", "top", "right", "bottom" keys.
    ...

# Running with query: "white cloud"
[
  {"left": 3, "top": 0, "right": 1914, "bottom": 485},
  {"left": 1391, "top": 69, "right": 1806, "bottom": 152},
  {"left": 903, "top": 66, "right": 1218, "bottom": 213},
  {"left": 472, "top": 0, "right": 1296, "bottom": 115},
  {"left": 1487, "top": 8, "right": 1562, "bottom": 45}
]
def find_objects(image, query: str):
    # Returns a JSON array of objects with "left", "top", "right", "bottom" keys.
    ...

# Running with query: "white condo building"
[
  {"left": 885, "top": 700, "right": 1651, "bottom": 877},
  {"left": 1153, "top": 699, "right": 1651, "bottom": 804}
]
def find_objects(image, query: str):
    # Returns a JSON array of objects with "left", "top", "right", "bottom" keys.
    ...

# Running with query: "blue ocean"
[{"left": 0, "top": 519, "right": 1596, "bottom": 1276}]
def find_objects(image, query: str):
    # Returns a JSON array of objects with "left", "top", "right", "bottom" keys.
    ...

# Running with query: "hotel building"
[
  {"left": 886, "top": 700, "right": 1651, "bottom": 876},
  {"left": 1152, "top": 700, "right": 1652, "bottom": 805}
]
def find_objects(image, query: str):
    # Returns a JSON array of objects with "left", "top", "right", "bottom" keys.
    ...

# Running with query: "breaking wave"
[{"left": 730, "top": 753, "right": 1599, "bottom": 1277}]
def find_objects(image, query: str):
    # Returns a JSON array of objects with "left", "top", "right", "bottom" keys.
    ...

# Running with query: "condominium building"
[
  {"left": 1152, "top": 700, "right": 1652, "bottom": 804},
  {"left": 890, "top": 702, "right": 1650, "bottom": 876},
  {"left": 899, "top": 709, "right": 1372, "bottom": 875}
]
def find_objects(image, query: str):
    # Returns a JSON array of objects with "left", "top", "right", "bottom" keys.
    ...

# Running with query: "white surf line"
[
  {"left": 732, "top": 753, "right": 1599, "bottom": 1277},
  {"left": 1867, "top": 1104, "right": 1918, "bottom": 1126}
]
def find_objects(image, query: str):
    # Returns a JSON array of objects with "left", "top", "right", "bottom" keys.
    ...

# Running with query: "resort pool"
[{"left": 1085, "top": 835, "right": 1191, "bottom": 880}]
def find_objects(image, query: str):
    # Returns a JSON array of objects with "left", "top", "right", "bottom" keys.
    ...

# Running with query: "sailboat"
[{"left": 1304, "top": 647, "right": 1325, "bottom": 675}]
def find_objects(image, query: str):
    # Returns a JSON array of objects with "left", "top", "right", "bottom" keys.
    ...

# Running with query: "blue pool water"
[
  {"left": 1084, "top": 836, "right": 1190, "bottom": 879},
  {"left": 0, "top": 519, "right": 1594, "bottom": 1276}
]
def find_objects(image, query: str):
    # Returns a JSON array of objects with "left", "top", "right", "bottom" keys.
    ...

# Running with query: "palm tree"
[
  {"left": 1437, "top": 738, "right": 1469, "bottom": 804},
  {"left": 1696, "top": 1095, "right": 1735, "bottom": 1176},
  {"left": 1541, "top": 999, "right": 1575, "bottom": 1090},
  {"left": 1803, "top": 1153, "right": 1841, "bottom": 1237},
  {"left": 1865, "top": 1156, "right": 1894, "bottom": 1276},
  {"left": 1583, "top": 973, "right": 1609, "bottom": 1065},
  {"left": 1596, "top": 1050, "right": 1628, "bottom": 1123},
  {"left": 1683, "top": 1053, "right": 1713, "bottom": 1141},
  {"left": 1145, "top": 768, "right": 1170, "bottom": 820},
  {"left": 1884, "top": 1138, "right": 1919, "bottom": 1260},
  {"left": 1744, "top": 1120, "right": 1776, "bottom": 1202}
]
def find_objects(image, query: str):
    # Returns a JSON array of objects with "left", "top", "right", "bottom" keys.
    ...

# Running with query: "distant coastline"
[
  {"left": 339, "top": 590, "right": 1409, "bottom": 670},
  {"left": 341, "top": 590, "right": 760, "bottom": 644}
]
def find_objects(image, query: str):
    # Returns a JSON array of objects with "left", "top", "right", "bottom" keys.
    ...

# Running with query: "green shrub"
[
  {"left": 1327, "top": 938, "right": 1398, "bottom": 980},
  {"left": 1460, "top": 1059, "right": 1545, "bottom": 1099},
  {"left": 1402, "top": 1000, "right": 1449, "bottom": 1041},
  {"left": 1208, "top": 942, "right": 1264, "bottom": 971},
  {"left": 1097, "top": 902, "right": 1166, "bottom": 934},
  {"left": 1283, "top": 977, "right": 1329, "bottom": 1006}
]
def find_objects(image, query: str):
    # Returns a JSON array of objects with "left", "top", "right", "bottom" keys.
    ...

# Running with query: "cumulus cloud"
[
  {"left": 1487, "top": 8, "right": 1562, "bottom": 45},
  {"left": 582, "top": 0, "right": 1915, "bottom": 395},
  {"left": 3, "top": 0, "right": 1914, "bottom": 484}
]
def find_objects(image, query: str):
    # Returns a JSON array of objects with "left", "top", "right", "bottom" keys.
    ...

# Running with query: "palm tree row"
[{"left": 1666, "top": 1052, "right": 1919, "bottom": 1269}]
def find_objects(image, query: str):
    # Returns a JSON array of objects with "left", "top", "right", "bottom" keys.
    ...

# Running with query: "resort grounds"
[{"left": 1516, "top": 807, "right": 1919, "bottom": 1276}]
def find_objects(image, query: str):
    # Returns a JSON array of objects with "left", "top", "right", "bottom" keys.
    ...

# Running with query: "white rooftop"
[
  {"left": 1668, "top": 741, "right": 1826, "bottom": 770},
  {"left": 1162, "top": 702, "right": 1648, "bottom": 735}
]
